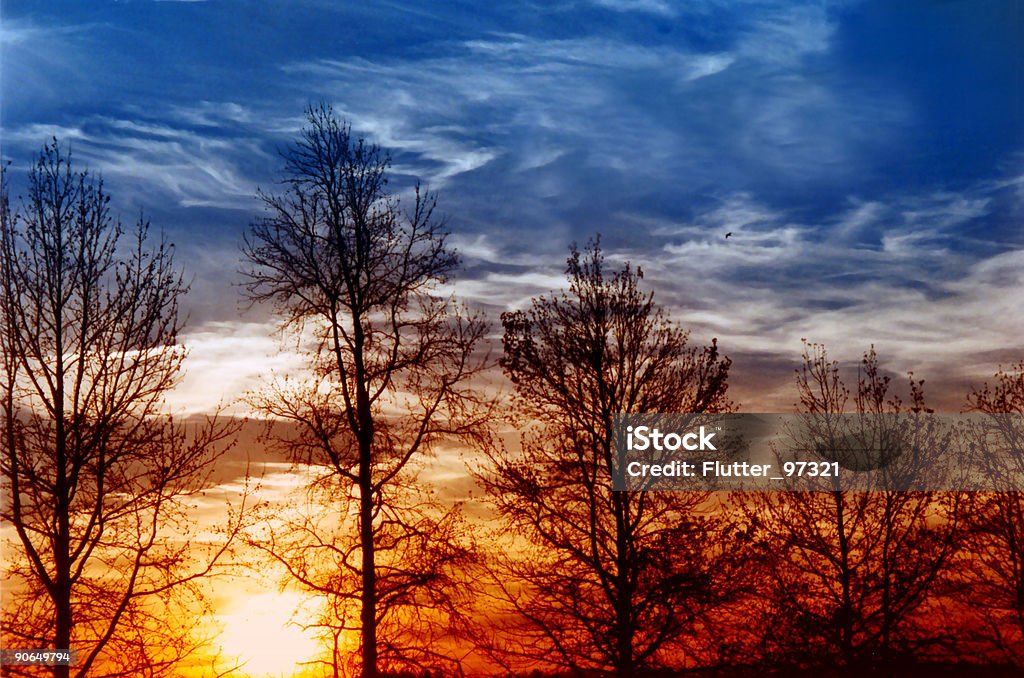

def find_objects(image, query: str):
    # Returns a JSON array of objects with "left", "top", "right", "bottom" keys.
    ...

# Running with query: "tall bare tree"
[
  {"left": 742, "top": 343, "right": 965, "bottom": 671},
  {"left": 242, "top": 104, "right": 491, "bottom": 678},
  {"left": 0, "top": 142, "right": 238, "bottom": 678},
  {"left": 957, "top": 362, "right": 1024, "bottom": 664},
  {"left": 479, "top": 240, "right": 745, "bottom": 677}
]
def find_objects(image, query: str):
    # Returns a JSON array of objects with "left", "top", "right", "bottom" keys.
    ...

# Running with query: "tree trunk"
[
  {"left": 54, "top": 314, "right": 71, "bottom": 678},
  {"left": 614, "top": 494, "right": 635, "bottom": 678},
  {"left": 359, "top": 457, "right": 377, "bottom": 678},
  {"left": 832, "top": 488, "right": 855, "bottom": 667},
  {"left": 54, "top": 565, "right": 72, "bottom": 678},
  {"left": 357, "top": 347, "right": 377, "bottom": 678}
]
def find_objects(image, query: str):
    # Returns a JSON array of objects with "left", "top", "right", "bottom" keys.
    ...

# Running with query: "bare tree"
[
  {"left": 242, "top": 463, "right": 481, "bottom": 678},
  {"left": 242, "top": 104, "right": 491, "bottom": 678},
  {"left": 742, "top": 343, "right": 965, "bottom": 671},
  {"left": 957, "top": 362, "right": 1024, "bottom": 665},
  {"left": 478, "top": 240, "right": 746, "bottom": 677},
  {"left": 0, "top": 142, "right": 239, "bottom": 678}
]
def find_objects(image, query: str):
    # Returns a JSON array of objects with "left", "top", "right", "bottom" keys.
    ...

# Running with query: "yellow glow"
[{"left": 218, "top": 591, "right": 321, "bottom": 677}]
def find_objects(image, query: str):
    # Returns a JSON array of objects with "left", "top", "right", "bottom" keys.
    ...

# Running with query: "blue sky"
[{"left": 2, "top": 0, "right": 1022, "bottom": 409}]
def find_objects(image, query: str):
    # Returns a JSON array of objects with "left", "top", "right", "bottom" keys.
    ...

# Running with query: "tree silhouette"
[
  {"left": 241, "top": 467, "right": 482, "bottom": 677},
  {"left": 0, "top": 142, "right": 240, "bottom": 678},
  {"left": 957, "top": 362, "right": 1024, "bottom": 665},
  {"left": 742, "top": 343, "right": 966, "bottom": 671},
  {"left": 242, "top": 104, "right": 491, "bottom": 678},
  {"left": 479, "top": 240, "right": 746, "bottom": 677}
]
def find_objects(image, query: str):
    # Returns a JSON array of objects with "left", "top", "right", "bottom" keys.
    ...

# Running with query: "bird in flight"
[{"left": 725, "top": 232, "right": 733, "bottom": 239}]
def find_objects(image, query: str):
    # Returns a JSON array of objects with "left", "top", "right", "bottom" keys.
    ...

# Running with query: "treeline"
[{"left": 1, "top": 107, "right": 1022, "bottom": 678}]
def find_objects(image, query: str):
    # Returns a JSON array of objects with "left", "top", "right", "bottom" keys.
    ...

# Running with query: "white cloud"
[
  {"left": 273, "top": 3, "right": 911, "bottom": 203},
  {"left": 588, "top": 0, "right": 677, "bottom": 17},
  {"left": 167, "top": 321, "right": 310, "bottom": 415},
  {"left": 740, "top": 4, "right": 836, "bottom": 64},
  {"left": 4, "top": 113, "right": 272, "bottom": 210}
]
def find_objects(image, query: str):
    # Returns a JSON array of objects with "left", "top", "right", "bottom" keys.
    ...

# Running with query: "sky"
[
  {"left": 2, "top": 2, "right": 1023, "bottom": 674},
  {"left": 2, "top": 0, "right": 1023, "bottom": 410}
]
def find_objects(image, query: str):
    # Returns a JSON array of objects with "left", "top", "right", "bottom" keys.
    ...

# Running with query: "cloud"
[
  {"left": 4, "top": 2, "right": 892, "bottom": 245},
  {"left": 607, "top": 175, "right": 1024, "bottom": 408},
  {"left": 739, "top": 3, "right": 836, "bottom": 63},
  {"left": 162, "top": 169, "right": 1023, "bottom": 413},
  {"left": 5, "top": 0, "right": 1016, "bottom": 416},
  {"left": 437, "top": 170, "right": 1022, "bottom": 409},
  {"left": 587, "top": 0, "right": 677, "bottom": 17},
  {"left": 3, "top": 111, "right": 274, "bottom": 211},
  {"left": 0, "top": 17, "right": 115, "bottom": 116},
  {"left": 275, "top": 3, "right": 874, "bottom": 203},
  {"left": 167, "top": 321, "right": 310, "bottom": 415}
]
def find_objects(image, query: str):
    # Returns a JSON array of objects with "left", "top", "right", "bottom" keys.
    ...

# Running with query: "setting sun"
[{"left": 218, "top": 591, "right": 322, "bottom": 678}]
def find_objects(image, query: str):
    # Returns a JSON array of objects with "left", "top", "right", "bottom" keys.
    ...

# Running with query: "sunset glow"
[{"left": 217, "top": 592, "right": 322, "bottom": 678}]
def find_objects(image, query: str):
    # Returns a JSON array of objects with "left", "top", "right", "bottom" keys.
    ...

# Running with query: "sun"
[{"left": 218, "top": 591, "right": 322, "bottom": 677}]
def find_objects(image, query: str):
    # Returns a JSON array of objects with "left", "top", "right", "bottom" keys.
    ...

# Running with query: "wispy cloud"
[
  {"left": 4, "top": 109, "right": 276, "bottom": 211},
  {"left": 276, "top": 3, "right": 866, "bottom": 199},
  {"left": 4, "top": 0, "right": 1019, "bottom": 414},
  {"left": 587, "top": 0, "right": 677, "bottom": 17},
  {"left": 167, "top": 321, "right": 309, "bottom": 415},
  {"left": 438, "top": 165, "right": 1024, "bottom": 408}
]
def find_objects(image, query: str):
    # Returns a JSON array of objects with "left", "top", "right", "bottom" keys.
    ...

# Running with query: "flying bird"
[{"left": 725, "top": 232, "right": 733, "bottom": 239}]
